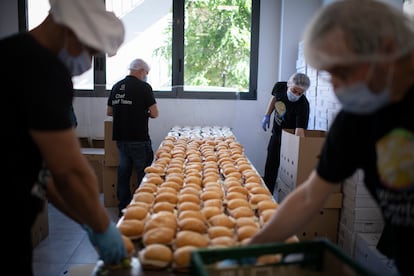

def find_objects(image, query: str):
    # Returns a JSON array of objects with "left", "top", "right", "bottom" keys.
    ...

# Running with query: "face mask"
[
  {"left": 287, "top": 89, "right": 302, "bottom": 102},
  {"left": 334, "top": 63, "right": 393, "bottom": 114},
  {"left": 142, "top": 75, "right": 148, "bottom": 82},
  {"left": 58, "top": 48, "right": 91, "bottom": 76},
  {"left": 335, "top": 83, "right": 390, "bottom": 114}
]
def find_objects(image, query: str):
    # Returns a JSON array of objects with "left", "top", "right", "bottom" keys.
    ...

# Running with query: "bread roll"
[
  {"left": 123, "top": 205, "right": 148, "bottom": 221},
  {"left": 165, "top": 174, "right": 184, "bottom": 185},
  {"left": 185, "top": 175, "right": 202, "bottom": 185},
  {"left": 178, "top": 210, "right": 206, "bottom": 223},
  {"left": 201, "top": 206, "right": 223, "bottom": 220},
  {"left": 139, "top": 243, "right": 173, "bottom": 269},
  {"left": 122, "top": 235, "right": 135, "bottom": 257},
  {"left": 257, "top": 200, "right": 278, "bottom": 214},
  {"left": 249, "top": 194, "right": 273, "bottom": 206},
  {"left": 256, "top": 254, "right": 282, "bottom": 265},
  {"left": 160, "top": 181, "right": 182, "bottom": 191},
  {"left": 145, "top": 174, "right": 164, "bottom": 185},
  {"left": 144, "top": 165, "right": 165, "bottom": 175},
  {"left": 136, "top": 183, "right": 158, "bottom": 194},
  {"left": 178, "top": 193, "right": 200, "bottom": 205},
  {"left": 226, "top": 192, "right": 247, "bottom": 201},
  {"left": 155, "top": 192, "right": 178, "bottom": 205},
  {"left": 175, "top": 230, "right": 209, "bottom": 248},
  {"left": 178, "top": 201, "right": 201, "bottom": 212},
  {"left": 203, "top": 199, "right": 222, "bottom": 209},
  {"left": 208, "top": 214, "right": 235, "bottom": 229},
  {"left": 227, "top": 186, "right": 249, "bottom": 195},
  {"left": 172, "top": 245, "right": 198, "bottom": 269},
  {"left": 157, "top": 186, "right": 178, "bottom": 195},
  {"left": 235, "top": 217, "right": 259, "bottom": 229},
  {"left": 227, "top": 198, "right": 250, "bottom": 210},
  {"left": 152, "top": 201, "right": 176, "bottom": 213},
  {"left": 229, "top": 206, "right": 255, "bottom": 219},
  {"left": 143, "top": 227, "right": 175, "bottom": 246},
  {"left": 250, "top": 186, "right": 271, "bottom": 196},
  {"left": 178, "top": 217, "right": 207, "bottom": 234},
  {"left": 144, "top": 211, "right": 177, "bottom": 232},
  {"left": 166, "top": 167, "right": 183, "bottom": 174},
  {"left": 200, "top": 190, "right": 222, "bottom": 201},
  {"left": 133, "top": 192, "right": 155, "bottom": 205},
  {"left": 209, "top": 236, "right": 237, "bottom": 247},
  {"left": 207, "top": 226, "right": 234, "bottom": 239},
  {"left": 118, "top": 219, "right": 144, "bottom": 239},
  {"left": 126, "top": 201, "right": 151, "bottom": 211},
  {"left": 260, "top": 209, "right": 276, "bottom": 224},
  {"left": 178, "top": 187, "right": 199, "bottom": 197},
  {"left": 135, "top": 185, "right": 156, "bottom": 194},
  {"left": 237, "top": 225, "right": 259, "bottom": 241}
]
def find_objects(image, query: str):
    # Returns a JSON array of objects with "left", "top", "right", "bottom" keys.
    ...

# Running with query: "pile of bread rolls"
[{"left": 116, "top": 127, "right": 295, "bottom": 271}]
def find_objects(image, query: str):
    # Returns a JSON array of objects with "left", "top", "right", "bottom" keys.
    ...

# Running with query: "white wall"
[{"left": 1, "top": 0, "right": 328, "bottom": 176}]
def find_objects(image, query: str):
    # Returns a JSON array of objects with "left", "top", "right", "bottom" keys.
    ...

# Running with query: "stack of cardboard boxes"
[
  {"left": 277, "top": 129, "right": 342, "bottom": 243},
  {"left": 31, "top": 199, "right": 49, "bottom": 247},
  {"left": 103, "top": 119, "right": 137, "bottom": 207}
]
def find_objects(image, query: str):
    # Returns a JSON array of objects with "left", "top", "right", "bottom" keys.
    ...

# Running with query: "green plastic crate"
[{"left": 190, "top": 239, "right": 375, "bottom": 276}]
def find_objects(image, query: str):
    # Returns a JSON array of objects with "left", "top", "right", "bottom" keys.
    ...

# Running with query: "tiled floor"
[{"left": 32, "top": 194, "right": 119, "bottom": 276}]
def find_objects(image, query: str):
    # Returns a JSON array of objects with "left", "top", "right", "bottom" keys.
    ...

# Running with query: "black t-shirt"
[
  {"left": 271, "top": 81, "right": 310, "bottom": 134},
  {"left": 0, "top": 33, "right": 73, "bottom": 228},
  {"left": 108, "top": 75, "right": 156, "bottom": 141},
  {"left": 317, "top": 86, "right": 414, "bottom": 274}
]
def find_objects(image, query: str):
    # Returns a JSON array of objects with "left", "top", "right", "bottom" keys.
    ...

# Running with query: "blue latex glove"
[
  {"left": 262, "top": 114, "right": 270, "bottom": 131},
  {"left": 83, "top": 222, "right": 127, "bottom": 265}
]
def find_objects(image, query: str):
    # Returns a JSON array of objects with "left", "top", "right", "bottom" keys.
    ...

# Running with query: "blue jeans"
[{"left": 116, "top": 140, "right": 154, "bottom": 211}]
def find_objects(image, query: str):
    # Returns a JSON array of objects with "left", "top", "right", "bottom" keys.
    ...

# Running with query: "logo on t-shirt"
[
  {"left": 274, "top": 101, "right": 286, "bottom": 126},
  {"left": 376, "top": 128, "right": 414, "bottom": 190}
]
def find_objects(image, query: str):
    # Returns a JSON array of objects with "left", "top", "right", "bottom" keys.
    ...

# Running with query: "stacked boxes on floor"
[
  {"left": 354, "top": 233, "right": 399, "bottom": 276},
  {"left": 337, "top": 169, "right": 397, "bottom": 273},
  {"left": 103, "top": 119, "right": 136, "bottom": 207},
  {"left": 277, "top": 129, "right": 342, "bottom": 244},
  {"left": 337, "top": 169, "right": 384, "bottom": 257},
  {"left": 32, "top": 199, "right": 49, "bottom": 247},
  {"left": 81, "top": 147, "right": 104, "bottom": 193}
]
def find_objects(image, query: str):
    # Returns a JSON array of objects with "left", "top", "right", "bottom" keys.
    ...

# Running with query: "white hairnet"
[
  {"left": 49, "top": 0, "right": 125, "bottom": 57},
  {"left": 129, "top": 59, "right": 150, "bottom": 72},
  {"left": 303, "top": 0, "right": 414, "bottom": 69},
  {"left": 288, "top": 73, "right": 310, "bottom": 90}
]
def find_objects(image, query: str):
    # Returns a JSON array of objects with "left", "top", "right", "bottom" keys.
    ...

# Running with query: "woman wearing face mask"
[
  {"left": 261, "top": 72, "right": 311, "bottom": 196},
  {"left": 249, "top": 1, "right": 414, "bottom": 275}
]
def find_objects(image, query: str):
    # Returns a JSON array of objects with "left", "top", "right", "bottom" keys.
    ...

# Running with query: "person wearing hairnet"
[
  {"left": 0, "top": 0, "right": 126, "bottom": 274},
  {"left": 249, "top": 1, "right": 414, "bottom": 275},
  {"left": 261, "top": 72, "right": 311, "bottom": 196},
  {"left": 107, "top": 58, "right": 159, "bottom": 217}
]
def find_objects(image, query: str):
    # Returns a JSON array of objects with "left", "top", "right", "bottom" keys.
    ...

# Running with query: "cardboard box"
[
  {"left": 277, "top": 178, "right": 342, "bottom": 209},
  {"left": 32, "top": 200, "right": 49, "bottom": 248},
  {"left": 296, "top": 208, "right": 340, "bottom": 244},
  {"left": 278, "top": 129, "right": 341, "bottom": 193},
  {"left": 354, "top": 233, "right": 399, "bottom": 275},
  {"left": 103, "top": 166, "right": 137, "bottom": 207},
  {"left": 82, "top": 148, "right": 105, "bottom": 192},
  {"left": 92, "top": 138, "right": 105, "bottom": 148},
  {"left": 104, "top": 119, "right": 119, "bottom": 166}
]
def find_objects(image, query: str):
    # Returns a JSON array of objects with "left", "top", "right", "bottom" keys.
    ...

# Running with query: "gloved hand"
[
  {"left": 83, "top": 222, "right": 127, "bottom": 265},
  {"left": 262, "top": 114, "right": 270, "bottom": 131}
]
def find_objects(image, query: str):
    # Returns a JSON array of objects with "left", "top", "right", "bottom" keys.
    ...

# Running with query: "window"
[
  {"left": 403, "top": 0, "right": 414, "bottom": 16},
  {"left": 25, "top": 0, "right": 260, "bottom": 100}
]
